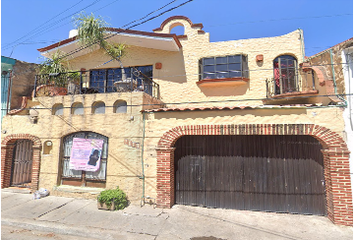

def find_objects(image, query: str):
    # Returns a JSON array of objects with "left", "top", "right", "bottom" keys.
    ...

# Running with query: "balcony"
[
  {"left": 265, "top": 69, "right": 318, "bottom": 103},
  {"left": 33, "top": 67, "right": 160, "bottom": 99}
]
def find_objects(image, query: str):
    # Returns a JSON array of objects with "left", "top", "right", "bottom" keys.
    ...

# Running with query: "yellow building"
[{"left": 1, "top": 16, "right": 352, "bottom": 226}]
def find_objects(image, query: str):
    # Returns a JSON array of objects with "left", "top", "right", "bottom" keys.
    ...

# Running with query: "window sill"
[
  {"left": 54, "top": 185, "right": 104, "bottom": 194},
  {"left": 197, "top": 77, "right": 249, "bottom": 87}
]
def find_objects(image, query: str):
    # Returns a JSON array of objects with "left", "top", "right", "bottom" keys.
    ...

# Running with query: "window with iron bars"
[{"left": 61, "top": 132, "right": 108, "bottom": 188}]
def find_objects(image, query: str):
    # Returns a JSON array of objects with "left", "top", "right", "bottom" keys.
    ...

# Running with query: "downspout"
[
  {"left": 298, "top": 28, "right": 305, "bottom": 62},
  {"left": 140, "top": 111, "right": 146, "bottom": 201},
  {"left": 330, "top": 49, "right": 347, "bottom": 106},
  {"left": 6, "top": 70, "right": 13, "bottom": 114}
]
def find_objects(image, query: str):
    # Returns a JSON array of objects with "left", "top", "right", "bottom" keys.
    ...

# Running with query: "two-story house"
[{"left": 1, "top": 16, "right": 352, "bottom": 226}]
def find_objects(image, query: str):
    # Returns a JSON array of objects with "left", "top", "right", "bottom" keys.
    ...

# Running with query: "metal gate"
[
  {"left": 175, "top": 135, "right": 326, "bottom": 215},
  {"left": 11, "top": 140, "right": 33, "bottom": 187}
]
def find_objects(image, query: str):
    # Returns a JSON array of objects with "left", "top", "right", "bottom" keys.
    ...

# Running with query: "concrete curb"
[{"left": 1, "top": 218, "right": 121, "bottom": 239}]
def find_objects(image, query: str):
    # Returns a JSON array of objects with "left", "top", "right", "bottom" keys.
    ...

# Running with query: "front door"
[{"left": 11, "top": 140, "right": 33, "bottom": 187}]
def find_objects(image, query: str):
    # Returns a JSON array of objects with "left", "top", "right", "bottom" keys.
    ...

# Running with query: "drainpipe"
[
  {"left": 6, "top": 70, "right": 13, "bottom": 114},
  {"left": 140, "top": 111, "right": 146, "bottom": 201},
  {"left": 298, "top": 28, "right": 305, "bottom": 63},
  {"left": 330, "top": 49, "right": 347, "bottom": 106}
]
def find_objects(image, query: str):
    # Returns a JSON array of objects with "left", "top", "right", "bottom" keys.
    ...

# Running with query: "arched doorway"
[
  {"left": 10, "top": 140, "right": 33, "bottom": 188},
  {"left": 174, "top": 135, "right": 326, "bottom": 215},
  {"left": 156, "top": 124, "right": 353, "bottom": 226},
  {"left": 1, "top": 134, "right": 41, "bottom": 192}
]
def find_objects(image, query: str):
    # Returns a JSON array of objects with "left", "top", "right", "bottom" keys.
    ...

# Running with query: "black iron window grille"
[{"left": 61, "top": 132, "right": 108, "bottom": 187}]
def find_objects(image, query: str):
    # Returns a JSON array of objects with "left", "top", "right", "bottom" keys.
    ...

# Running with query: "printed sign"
[{"left": 69, "top": 138, "right": 104, "bottom": 172}]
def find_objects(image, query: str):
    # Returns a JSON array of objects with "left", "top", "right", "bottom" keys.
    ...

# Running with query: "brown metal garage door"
[{"left": 174, "top": 135, "right": 326, "bottom": 215}]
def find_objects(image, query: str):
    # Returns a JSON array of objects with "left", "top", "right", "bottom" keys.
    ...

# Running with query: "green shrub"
[{"left": 98, "top": 187, "right": 128, "bottom": 210}]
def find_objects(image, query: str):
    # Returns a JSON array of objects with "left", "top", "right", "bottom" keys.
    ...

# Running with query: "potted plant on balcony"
[
  {"left": 97, "top": 186, "right": 128, "bottom": 211},
  {"left": 36, "top": 51, "right": 71, "bottom": 96}
]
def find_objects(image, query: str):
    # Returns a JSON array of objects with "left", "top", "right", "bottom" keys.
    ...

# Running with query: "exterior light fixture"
[{"left": 29, "top": 108, "right": 39, "bottom": 124}]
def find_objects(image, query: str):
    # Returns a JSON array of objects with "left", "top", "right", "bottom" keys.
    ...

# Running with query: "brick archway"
[
  {"left": 156, "top": 124, "right": 353, "bottom": 226},
  {"left": 1, "top": 134, "right": 42, "bottom": 193}
]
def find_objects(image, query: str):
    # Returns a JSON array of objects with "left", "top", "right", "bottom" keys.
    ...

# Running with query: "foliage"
[
  {"left": 73, "top": 12, "right": 107, "bottom": 48},
  {"left": 38, "top": 51, "right": 72, "bottom": 87},
  {"left": 38, "top": 51, "right": 69, "bottom": 75},
  {"left": 73, "top": 12, "right": 127, "bottom": 62},
  {"left": 98, "top": 187, "right": 128, "bottom": 210}
]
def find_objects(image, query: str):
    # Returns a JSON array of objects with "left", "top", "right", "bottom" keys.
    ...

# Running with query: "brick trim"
[
  {"left": 156, "top": 124, "right": 352, "bottom": 226},
  {"left": 1, "top": 134, "right": 42, "bottom": 192}
]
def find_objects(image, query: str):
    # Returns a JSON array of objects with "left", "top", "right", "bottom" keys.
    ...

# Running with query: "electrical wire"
[
  {"left": 2, "top": 93, "right": 352, "bottom": 112},
  {"left": 55, "top": 0, "right": 195, "bottom": 61},
  {"left": 1, "top": 0, "right": 85, "bottom": 50},
  {"left": 121, "top": 0, "right": 179, "bottom": 28},
  {"left": 2, "top": 0, "right": 103, "bottom": 51},
  {"left": 4, "top": 61, "right": 352, "bottom": 89}
]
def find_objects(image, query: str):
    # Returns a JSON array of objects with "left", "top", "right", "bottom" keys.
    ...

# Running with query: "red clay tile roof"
[{"left": 143, "top": 104, "right": 319, "bottom": 112}]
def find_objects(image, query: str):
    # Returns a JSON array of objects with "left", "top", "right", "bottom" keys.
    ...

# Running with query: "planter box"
[{"left": 97, "top": 200, "right": 115, "bottom": 211}]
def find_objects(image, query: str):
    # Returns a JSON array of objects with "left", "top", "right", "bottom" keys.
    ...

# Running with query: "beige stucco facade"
[{"left": 1, "top": 16, "right": 352, "bottom": 225}]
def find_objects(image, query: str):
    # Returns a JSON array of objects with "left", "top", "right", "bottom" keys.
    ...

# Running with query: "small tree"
[{"left": 73, "top": 12, "right": 127, "bottom": 72}]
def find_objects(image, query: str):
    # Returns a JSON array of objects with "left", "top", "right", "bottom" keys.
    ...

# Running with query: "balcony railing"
[
  {"left": 265, "top": 70, "right": 317, "bottom": 98},
  {"left": 34, "top": 68, "right": 160, "bottom": 99}
]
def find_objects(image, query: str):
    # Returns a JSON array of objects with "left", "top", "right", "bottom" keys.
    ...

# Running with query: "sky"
[{"left": 1, "top": 0, "right": 353, "bottom": 64}]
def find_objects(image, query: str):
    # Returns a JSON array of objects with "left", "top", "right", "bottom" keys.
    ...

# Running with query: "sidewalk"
[{"left": 1, "top": 189, "right": 352, "bottom": 240}]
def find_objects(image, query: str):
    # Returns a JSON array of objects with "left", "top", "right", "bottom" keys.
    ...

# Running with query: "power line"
[
  {"left": 2, "top": 93, "right": 351, "bottom": 112},
  {"left": 2, "top": 0, "right": 103, "bottom": 51},
  {"left": 1, "top": 0, "right": 85, "bottom": 50},
  {"left": 56, "top": 0, "right": 195, "bottom": 61},
  {"left": 121, "top": 0, "right": 179, "bottom": 28},
  {"left": 5, "top": 61, "right": 352, "bottom": 89}
]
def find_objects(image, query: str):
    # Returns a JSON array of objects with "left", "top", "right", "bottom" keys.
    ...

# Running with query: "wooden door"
[{"left": 11, "top": 140, "right": 33, "bottom": 187}]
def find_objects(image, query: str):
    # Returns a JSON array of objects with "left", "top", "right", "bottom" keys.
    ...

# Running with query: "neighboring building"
[
  {"left": 1, "top": 56, "right": 38, "bottom": 121},
  {"left": 1, "top": 16, "right": 352, "bottom": 226},
  {"left": 304, "top": 38, "right": 354, "bottom": 215}
]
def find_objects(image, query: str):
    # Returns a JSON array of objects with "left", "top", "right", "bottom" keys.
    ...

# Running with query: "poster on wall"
[{"left": 69, "top": 138, "right": 104, "bottom": 172}]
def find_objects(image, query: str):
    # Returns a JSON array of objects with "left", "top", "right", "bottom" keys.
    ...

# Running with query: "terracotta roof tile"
[{"left": 143, "top": 104, "right": 319, "bottom": 112}]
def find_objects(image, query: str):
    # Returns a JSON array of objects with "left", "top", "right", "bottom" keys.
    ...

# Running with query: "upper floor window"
[
  {"left": 273, "top": 55, "right": 298, "bottom": 94},
  {"left": 90, "top": 65, "right": 153, "bottom": 93},
  {"left": 92, "top": 101, "right": 105, "bottom": 114},
  {"left": 199, "top": 55, "right": 249, "bottom": 80}
]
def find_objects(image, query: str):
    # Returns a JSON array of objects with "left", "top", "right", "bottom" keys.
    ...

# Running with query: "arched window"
[
  {"left": 92, "top": 101, "right": 105, "bottom": 114},
  {"left": 273, "top": 55, "right": 298, "bottom": 94},
  {"left": 61, "top": 132, "right": 108, "bottom": 187},
  {"left": 52, "top": 103, "right": 63, "bottom": 115},
  {"left": 71, "top": 102, "right": 84, "bottom": 115},
  {"left": 113, "top": 100, "right": 127, "bottom": 113}
]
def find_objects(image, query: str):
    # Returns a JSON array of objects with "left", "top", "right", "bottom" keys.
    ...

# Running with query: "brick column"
[
  {"left": 156, "top": 147, "right": 175, "bottom": 208},
  {"left": 323, "top": 148, "right": 353, "bottom": 226},
  {"left": 1, "top": 145, "right": 15, "bottom": 189},
  {"left": 31, "top": 146, "right": 42, "bottom": 192}
]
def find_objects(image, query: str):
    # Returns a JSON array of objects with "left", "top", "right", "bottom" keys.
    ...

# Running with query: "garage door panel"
[{"left": 174, "top": 135, "right": 326, "bottom": 215}]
